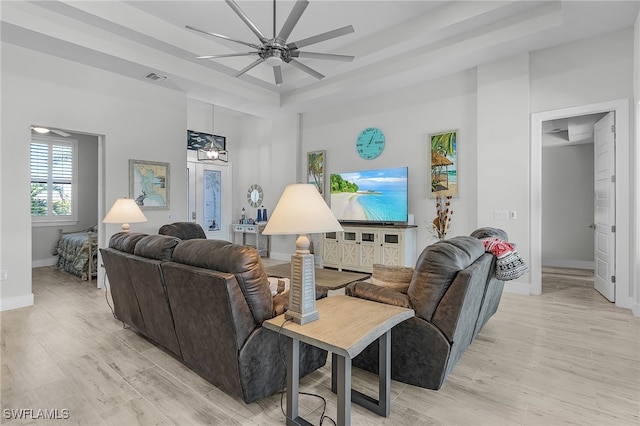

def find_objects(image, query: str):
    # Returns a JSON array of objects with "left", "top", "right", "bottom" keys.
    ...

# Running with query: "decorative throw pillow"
[
  {"left": 495, "top": 252, "right": 528, "bottom": 281},
  {"left": 370, "top": 264, "right": 414, "bottom": 293},
  {"left": 482, "top": 237, "right": 528, "bottom": 280},
  {"left": 267, "top": 277, "right": 289, "bottom": 296}
]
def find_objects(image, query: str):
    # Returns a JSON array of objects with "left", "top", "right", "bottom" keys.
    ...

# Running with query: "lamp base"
[{"left": 285, "top": 248, "right": 319, "bottom": 325}]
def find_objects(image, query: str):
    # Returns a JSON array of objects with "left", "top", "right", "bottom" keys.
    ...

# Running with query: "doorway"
[
  {"left": 531, "top": 99, "right": 632, "bottom": 310},
  {"left": 30, "top": 126, "right": 102, "bottom": 286},
  {"left": 187, "top": 160, "right": 233, "bottom": 241}
]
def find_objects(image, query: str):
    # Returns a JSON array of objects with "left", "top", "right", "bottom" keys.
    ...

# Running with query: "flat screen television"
[{"left": 330, "top": 166, "right": 408, "bottom": 225}]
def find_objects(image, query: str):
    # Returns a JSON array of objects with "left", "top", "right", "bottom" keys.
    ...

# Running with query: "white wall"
[
  {"left": 185, "top": 99, "right": 300, "bottom": 258},
  {"left": 302, "top": 69, "right": 479, "bottom": 260},
  {"left": 234, "top": 112, "right": 300, "bottom": 259},
  {"left": 1, "top": 43, "right": 187, "bottom": 310},
  {"left": 530, "top": 28, "right": 635, "bottom": 305},
  {"left": 31, "top": 132, "right": 99, "bottom": 266},
  {"left": 477, "top": 54, "right": 531, "bottom": 294},
  {"left": 541, "top": 144, "right": 594, "bottom": 267}
]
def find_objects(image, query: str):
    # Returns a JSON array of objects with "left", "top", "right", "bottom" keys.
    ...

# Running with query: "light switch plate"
[{"left": 494, "top": 210, "right": 509, "bottom": 220}]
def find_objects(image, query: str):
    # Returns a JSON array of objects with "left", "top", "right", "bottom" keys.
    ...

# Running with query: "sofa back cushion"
[
  {"left": 126, "top": 254, "right": 182, "bottom": 357},
  {"left": 158, "top": 222, "right": 206, "bottom": 240},
  {"left": 134, "top": 234, "right": 181, "bottom": 261},
  {"left": 161, "top": 263, "right": 249, "bottom": 397},
  {"left": 408, "top": 236, "right": 485, "bottom": 321},
  {"left": 172, "top": 240, "right": 273, "bottom": 324},
  {"left": 108, "top": 232, "right": 147, "bottom": 253}
]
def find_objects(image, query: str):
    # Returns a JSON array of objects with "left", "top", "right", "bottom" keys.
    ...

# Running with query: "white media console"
[{"left": 321, "top": 224, "right": 417, "bottom": 273}]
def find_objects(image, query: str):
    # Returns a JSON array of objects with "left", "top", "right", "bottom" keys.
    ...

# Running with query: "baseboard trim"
[
  {"left": 503, "top": 281, "right": 531, "bottom": 295},
  {"left": 632, "top": 303, "right": 640, "bottom": 318},
  {"left": 32, "top": 257, "right": 57, "bottom": 268},
  {"left": 1, "top": 294, "right": 34, "bottom": 311},
  {"left": 267, "top": 252, "right": 291, "bottom": 262},
  {"left": 542, "top": 259, "right": 594, "bottom": 270}
]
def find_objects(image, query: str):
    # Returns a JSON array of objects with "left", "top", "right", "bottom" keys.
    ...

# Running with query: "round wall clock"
[
  {"left": 247, "top": 184, "right": 264, "bottom": 208},
  {"left": 356, "top": 127, "right": 385, "bottom": 160}
]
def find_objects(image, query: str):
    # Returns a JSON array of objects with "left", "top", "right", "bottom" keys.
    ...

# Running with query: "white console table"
[{"left": 231, "top": 224, "right": 270, "bottom": 257}]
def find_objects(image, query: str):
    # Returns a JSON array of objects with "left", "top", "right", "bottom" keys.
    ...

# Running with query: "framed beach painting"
[
  {"left": 307, "top": 150, "right": 325, "bottom": 196},
  {"left": 430, "top": 130, "right": 458, "bottom": 197},
  {"left": 129, "top": 159, "right": 170, "bottom": 210}
]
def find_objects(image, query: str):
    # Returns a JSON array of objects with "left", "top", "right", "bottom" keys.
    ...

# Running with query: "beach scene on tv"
[{"left": 330, "top": 167, "right": 408, "bottom": 223}]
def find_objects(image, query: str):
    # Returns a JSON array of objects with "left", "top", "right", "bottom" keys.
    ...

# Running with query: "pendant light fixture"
[{"left": 198, "top": 103, "right": 228, "bottom": 162}]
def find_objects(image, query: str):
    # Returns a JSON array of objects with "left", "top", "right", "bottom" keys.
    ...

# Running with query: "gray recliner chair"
[{"left": 346, "top": 228, "right": 508, "bottom": 390}]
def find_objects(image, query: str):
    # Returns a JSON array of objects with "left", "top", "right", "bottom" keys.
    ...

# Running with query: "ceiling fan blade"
[
  {"left": 186, "top": 25, "right": 260, "bottom": 49},
  {"left": 234, "top": 58, "right": 265, "bottom": 77},
  {"left": 276, "top": 0, "right": 309, "bottom": 44},
  {"left": 287, "top": 25, "right": 354, "bottom": 50},
  {"left": 286, "top": 58, "right": 324, "bottom": 80},
  {"left": 51, "top": 129, "right": 71, "bottom": 137},
  {"left": 290, "top": 51, "right": 354, "bottom": 62},
  {"left": 273, "top": 66, "right": 283, "bottom": 85},
  {"left": 225, "top": 0, "right": 268, "bottom": 44},
  {"left": 197, "top": 52, "right": 258, "bottom": 59}
]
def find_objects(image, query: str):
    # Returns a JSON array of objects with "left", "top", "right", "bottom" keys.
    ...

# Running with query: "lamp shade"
[
  {"left": 262, "top": 184, "right": 343, "bottom": 236},
  {"left": 103, "top": 198, "right": 147, "bottom": 231}
]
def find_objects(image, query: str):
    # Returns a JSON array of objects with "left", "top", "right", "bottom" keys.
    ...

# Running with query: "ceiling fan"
[
  {"left": 31, "top": 126, "right": 71, "bottom": 137},
  {"left": 186, "top": 0, "right": 355, "bottom": 85}
]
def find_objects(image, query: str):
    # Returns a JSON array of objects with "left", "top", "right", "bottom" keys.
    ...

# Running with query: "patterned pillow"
[
  {"left": 482, "top": 237, "right": 528, "bottom": 280},
  {"left": 371, "top": 264, "right": 414, "bottom": 293}
]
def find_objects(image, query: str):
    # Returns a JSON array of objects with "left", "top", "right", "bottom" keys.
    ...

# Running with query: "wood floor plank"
[{"left": 123, "top": 366, "right": 239, "bottom": 425}]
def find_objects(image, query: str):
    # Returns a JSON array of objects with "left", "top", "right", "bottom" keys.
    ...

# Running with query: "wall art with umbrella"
[{"left": 430, "top": 130, "right": 458, "bottom": 197}]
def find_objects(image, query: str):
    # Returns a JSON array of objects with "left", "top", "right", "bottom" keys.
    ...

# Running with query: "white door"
[
  {"left": 593, "top": 112, "right": 615, "bottom": 302},
  {"left": 187, "top": 161, "right": 232, "bottom": 241}
]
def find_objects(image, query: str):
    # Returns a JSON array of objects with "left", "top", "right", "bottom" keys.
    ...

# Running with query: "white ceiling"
[{"left": 2, "top": 1, "right": 638, "bottom": 117}]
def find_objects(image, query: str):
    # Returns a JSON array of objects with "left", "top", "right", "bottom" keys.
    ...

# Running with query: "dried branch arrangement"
[{"left": 433, "top": 194, "right": 453, "bottom": 240}]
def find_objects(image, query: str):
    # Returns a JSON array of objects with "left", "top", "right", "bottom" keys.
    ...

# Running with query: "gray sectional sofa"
[
  {"left": 345, "top": 228, "right": 508, "bottom": 390},
  {"left": 100, "top": 232, "right": 327, "bottom": 403}
]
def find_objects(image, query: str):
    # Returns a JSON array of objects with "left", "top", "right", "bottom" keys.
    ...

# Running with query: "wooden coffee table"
[
  {"left": 263, "top": 296, "right": 414, "bottom": 426},
  {"left": 264, "top": 262, "right": 370, "bottom": 290}
]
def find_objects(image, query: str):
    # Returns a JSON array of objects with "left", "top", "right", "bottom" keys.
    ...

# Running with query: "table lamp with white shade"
[
  {"left": 103, "top": 198, "right": 148, "bottom": 232},
  {"left": 262, "top": 184, "right": 343, "bottom": 324}
]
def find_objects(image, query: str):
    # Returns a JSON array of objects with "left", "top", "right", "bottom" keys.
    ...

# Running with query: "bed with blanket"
[{"left": 54, "top": 228, "right": 98, "bottom": 280}]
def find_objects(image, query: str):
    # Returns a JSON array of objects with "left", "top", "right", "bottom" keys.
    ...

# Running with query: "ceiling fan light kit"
[
  {"left": 30, "top": 126, "right": 71, "bottom": 137},
  {"left": 187, "top": 0, "right": 355, "bottom": 85}
]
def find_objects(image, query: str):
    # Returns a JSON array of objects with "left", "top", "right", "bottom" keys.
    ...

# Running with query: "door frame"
[
  {"left": 187, "top": 160, "right": 233, "bottom": 242},
  {"left": 531, "top": 99, "right": 631, "bottom": 310}
]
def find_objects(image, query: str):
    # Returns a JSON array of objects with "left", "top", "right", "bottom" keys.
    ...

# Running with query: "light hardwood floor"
[{"left": 1, "top": 265, "right": 638, "bottom": 425}]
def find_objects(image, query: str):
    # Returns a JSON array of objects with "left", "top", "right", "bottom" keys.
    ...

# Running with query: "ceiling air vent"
[{"left": 144, "top": 72, "right": 167, "bottom": 82}]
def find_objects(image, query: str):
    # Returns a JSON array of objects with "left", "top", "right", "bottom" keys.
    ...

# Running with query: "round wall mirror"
[{"left": 247, "top": 184, "right": 263, "bottom": 208}]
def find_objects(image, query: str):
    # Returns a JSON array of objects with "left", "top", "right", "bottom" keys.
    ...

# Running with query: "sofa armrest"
[{"left": 346, "top": 281, "right": 411, "bottom": 308}]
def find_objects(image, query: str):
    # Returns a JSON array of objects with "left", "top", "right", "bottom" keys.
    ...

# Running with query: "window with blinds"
[{"left": 30, "top": 136, "right": 78, "bottom": 224}]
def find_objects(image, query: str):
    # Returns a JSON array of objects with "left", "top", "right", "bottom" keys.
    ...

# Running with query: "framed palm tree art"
[
  {"left": 307, "top": 150, "right": 325, "bottom": 196},
  {"left": 430, "top": 130, "right": 458, "bottom": 197}
]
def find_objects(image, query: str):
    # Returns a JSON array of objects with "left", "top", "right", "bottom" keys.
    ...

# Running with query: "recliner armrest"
[{"left": 346, "top": 281, "right": 411, "bottom": 308}]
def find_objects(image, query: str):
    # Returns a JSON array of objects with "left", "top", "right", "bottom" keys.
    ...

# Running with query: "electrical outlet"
[{"left": 0, "top": 270, "right": 8, "bottom": 280}]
